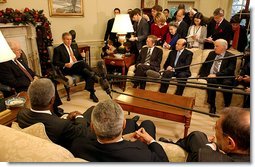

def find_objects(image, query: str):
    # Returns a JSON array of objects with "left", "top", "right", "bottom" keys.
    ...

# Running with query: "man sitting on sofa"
[
  {"left": 133, "top": 35, "right": 163, "bottom": 89},
  {"left": 70, "top": 99, "right": 169, "bottom": 162},
  {"left": 17, "top": 78, "right": 93, "bottom": 149},
  {"left": 173, "top": 107, "right": 250, "bottom": 162},
  {"left": 159, "top": 38, "right": 193, "bottom": 95}
]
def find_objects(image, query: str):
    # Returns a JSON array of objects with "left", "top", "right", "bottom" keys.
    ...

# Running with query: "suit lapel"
[{"left": 61, "top": 44, "right": 70, "bottom": 61}]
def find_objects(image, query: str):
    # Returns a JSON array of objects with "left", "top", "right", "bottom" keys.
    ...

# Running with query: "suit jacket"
[
  {"left": 133, "top": 18, "right": 150, "bottom": 50},
  {"left": 163, "top": 49, "right": 193, "bottom": 75},
  {"left": 177, "top": 21, "right": 188, "bottom": 38},
  {"left": 0, "top": 60, "right": 35, "bottom": 93},
  {"left": 104, "top": 18, "right": 118, "bottom": 46},
  {"left": 199, "top": 51, "right": 236, "bottom": 77},
  {"left": 205, "top": 19, "right": 232, "bottom": 48},
  {"left": 70, "top": 137, "right": 169, "bottom": 162},
  {"left": 17, "top": 109, "right": 88, "bottom": 149},
  {"left": 53, "top": 43, "right": 83, "bottom": 69},
  {"left": 136, "top": 46, "right": 163, "bottom": 72},
  {"left": 198, "top": 147, "right": 250, "bottom": 162}
]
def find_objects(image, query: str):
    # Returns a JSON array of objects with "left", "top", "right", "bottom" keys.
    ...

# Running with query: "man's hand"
[
  {"left": 65, "top": 63, "right": 73, "bottom": 68},
  {"left": 205, "top": 37, "right": 213, "bottom": 43},
  {"left": 135, "top": 128, "right": 154, "bottom": 145},
  {"left": 243, "top": 75, "right": 250, "bottom": 83},
  {"left": 163, "top": 42, "right": 170, "bottom": 49},
  {"left": 208, "top": 74, "right": 216, "bottom": 78},
  {"left": 67, "top": 111, "right": 83, "bottom": 120},
  {"left": 245, "top": 87, "right": 250, "bottom": 93},
  {"left": 122, "top": 132, "right": 137, "bottom": 142},
  {"left": 166, "top": 66, "right": 174, "bottom": 71},
  {"left": 236, "top": 75, "right": 243, "bottom": 82}
]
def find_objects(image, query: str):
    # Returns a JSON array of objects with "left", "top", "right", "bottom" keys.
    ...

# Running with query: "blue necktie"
[{"left": 174, "top": 51, "right": 181, "bottom": 67}]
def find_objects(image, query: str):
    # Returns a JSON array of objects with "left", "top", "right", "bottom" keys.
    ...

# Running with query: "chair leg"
[{"left": 64, "top": 85, "right": 71, "bottom": 101}]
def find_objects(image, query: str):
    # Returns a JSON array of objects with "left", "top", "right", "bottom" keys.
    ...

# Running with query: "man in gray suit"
[{"left": 129, "top": 8, "right": 149, "bottom": 51}]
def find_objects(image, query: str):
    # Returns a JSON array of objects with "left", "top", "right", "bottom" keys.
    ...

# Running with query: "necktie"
[
  {"left": 144, "top": 48, "right": 151, "bottom": 64},
  {"left": 174, "top": 51, "right": 181, "bottom": 67},
  {"left": 212, "top": 55, "right": 223, "bottom": 74},
  {"left": 215, "top": 23, "right": 219, "bottom": 30},
  {"left": 67, "top": 46, "right": 77, "bottom": 62},
  {"left": 14, "top": 60, "right": 33, "bottom": 82}
]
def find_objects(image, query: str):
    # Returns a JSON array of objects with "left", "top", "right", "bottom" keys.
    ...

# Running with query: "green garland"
[{"left": 0, "top": 7, "right": 53, "bottom": 75}]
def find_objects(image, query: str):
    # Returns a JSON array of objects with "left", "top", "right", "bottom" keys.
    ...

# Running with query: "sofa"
[
  {"left": 0, "top": 122, "right": 187, "bottom": 162},
  {"left": 127, "top": 47, "right": 244, "bottom": 111}
]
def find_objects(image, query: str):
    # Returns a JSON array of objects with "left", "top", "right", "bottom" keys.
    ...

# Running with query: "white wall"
[{"left": 0, "top": 0, "right": 140, "bottom": 45}]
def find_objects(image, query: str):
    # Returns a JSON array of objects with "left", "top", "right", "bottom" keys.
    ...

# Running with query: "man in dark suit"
[
  {"left": 199, "top": 39, "right": 236, "bottom": 114},
  {"left": 159, "top": 39, "right": 193, "bottom": 95},
  {"left": 53, "top": 32, "right": 98, "bottom": 102},
  {"left": 70, "top": 99, "right": 169, "bottom": 162},
  {"left": 0, "top": 40, "right": 63, "bottom": 116},
  {"left": 174, "top": 107, "right": 250, "bottom": 162},
  {"left": 17, "top": 78, "right": 93, "bottom": 149},
  {"left": 104, "top": 8, "right": 120, "bottom": 47},
  {"left": 204, "top": 8, "right": 232, "bottom": 49},
  {"left": 129, "top": 8, "right": 150, "bottom": 51},
  {"left": 175, "top": 9, "right": 189, "bottom": 38},
  {"left": 133, "top": 35, "right": 163, "bottom": 89}
]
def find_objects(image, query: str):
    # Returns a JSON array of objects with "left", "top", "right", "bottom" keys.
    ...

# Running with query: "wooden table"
[
  {"left": 115, "top": 88, "right": 195, "bottom": 137},
  {"left": 0, "top": 92, "right": 29, "bottom": 126},
  {"left": 104, "top": 54, "right": 135, "bottom": 91}
]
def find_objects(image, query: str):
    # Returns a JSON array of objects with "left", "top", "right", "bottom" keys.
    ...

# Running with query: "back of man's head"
[
  {"left": 28, "top": 78, "right": 55, "bottom": 109},
  {"left": 221, "top": 107, "right": 250, "bottom": 152},
  {"left": 91, "top": 99, "right": 124, "bottom": 140}
]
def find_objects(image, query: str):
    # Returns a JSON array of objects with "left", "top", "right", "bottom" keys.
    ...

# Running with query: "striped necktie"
[
  {"left": 212, "top": 55, "right": 223, "bottom": 74},
  {"left": 67, "top": 46, "right": 77, "bottom": 62},
  {"left": 174, "top": 51, "right": 181, "bottom": 67},
  {"left": 144, "top": 48, "right": 151, "bottom": 64},
  {"left": 14, "top": 60, "right": 33, "bottom": 81}
]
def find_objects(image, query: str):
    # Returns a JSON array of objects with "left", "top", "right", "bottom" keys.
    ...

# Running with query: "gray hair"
[
  {"left": 28, "top": 78, "right": 55, "bottom": 108},
  {"left": 91, "top": 99, "right": 124, "bottom": 140},
  {"left": 215, "top": 39, "right": 228, "bottom": 49}
]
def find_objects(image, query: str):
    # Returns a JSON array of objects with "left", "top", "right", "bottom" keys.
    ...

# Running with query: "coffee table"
[{"left": 115, "top": 88, "right": 195, "bottom": 137}]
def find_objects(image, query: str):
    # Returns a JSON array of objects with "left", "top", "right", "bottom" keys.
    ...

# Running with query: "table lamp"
[
  {"left": 111, "top": 14, "right": 134, "bottom": 52},
  {"left": 0, "top": 31, "right": 16, "bottom": 63}
]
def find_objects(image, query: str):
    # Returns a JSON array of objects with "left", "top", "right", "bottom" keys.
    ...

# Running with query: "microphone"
[
  {"left": 96, "top": 61, "right": 112, "bottom": 98},
  {"left": 146, "top": 70, "right": 161, "bottom": 79}
]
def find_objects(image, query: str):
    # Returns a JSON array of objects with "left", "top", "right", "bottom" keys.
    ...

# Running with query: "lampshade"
[
  {"left": 111, "top": 14, "right": 134, "bottom": 34},
  {"left": 0, "top": 31, "right": 16, "bottom": 63}
]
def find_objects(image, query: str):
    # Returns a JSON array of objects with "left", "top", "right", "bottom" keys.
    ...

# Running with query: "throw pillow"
[{"left": 11, "top": 122, "right": 52, "bottom": 142}]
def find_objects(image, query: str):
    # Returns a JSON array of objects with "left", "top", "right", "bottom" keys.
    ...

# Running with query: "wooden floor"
[{"left": 59, "top": 82, "right": 217, "bottom": 141}]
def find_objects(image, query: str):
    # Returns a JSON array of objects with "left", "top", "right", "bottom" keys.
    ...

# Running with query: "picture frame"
[
  {"left": 141, "top": 0, "right": 158, "bottom": 9},
  {"left": 48, "top": 0, "right": 84, "bottom": 17},
  {"left": 0, "top": 0, "right": 7, "bottom": 3}
]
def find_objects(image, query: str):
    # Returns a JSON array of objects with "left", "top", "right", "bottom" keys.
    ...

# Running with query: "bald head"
[
  {"left": 175, "top": 38, "right": 187, "bottom": 51},
  {"left": 7, "top": 40, "right": 21, "bottom": 59}
]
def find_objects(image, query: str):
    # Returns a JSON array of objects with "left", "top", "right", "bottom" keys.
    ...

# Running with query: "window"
[{"left": 231, "top": 0, "right": 246, "bottom": 16}]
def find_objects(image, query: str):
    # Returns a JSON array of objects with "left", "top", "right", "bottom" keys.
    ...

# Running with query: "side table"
[{"left": 104, "top": 54, "right": 135, "bottom": 91}]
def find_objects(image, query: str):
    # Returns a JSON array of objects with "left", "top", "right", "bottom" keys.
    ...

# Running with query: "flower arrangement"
[{"left": 0, "top": 8, "right": 53, "bottom": 75}]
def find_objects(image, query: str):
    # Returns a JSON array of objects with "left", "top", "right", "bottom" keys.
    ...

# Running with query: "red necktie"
[
  {"left": 215, "top": 23, "right": 219, "bottom": 30},
  {"left": 14, "top": 60, "right": 33, "bottom": 82}
]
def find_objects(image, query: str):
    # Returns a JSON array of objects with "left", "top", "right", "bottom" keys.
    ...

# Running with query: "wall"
[
  {"left": 0, "top": 0, "right": 140, "bottom": 66},
  {"left": 0, "top": 0, "right": 235, "bottom": 66}
]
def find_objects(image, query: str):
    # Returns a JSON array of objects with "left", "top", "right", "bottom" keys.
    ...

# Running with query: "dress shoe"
[
  {"left": 131, "top": 115, "right": 140, "bottom": 123},
  {"left": 54, "top": 107, "right": 64, "bottom": 117},
  {"left": 209, "top": 106, "right": 216, "bottom": 114},
  {"left": 159, "top": 137, "right": 174, "bottom": 144},
  {"left": 90, "top": 93, "right": 99, "bottom": 103}
]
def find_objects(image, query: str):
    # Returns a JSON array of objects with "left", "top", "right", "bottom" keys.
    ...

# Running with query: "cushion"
[
  {"left": 158, "top": 141, "right": 188, "bottom": 162},
  {"left": 11, "top": 122, "right": 51, "bottom": 142}
]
